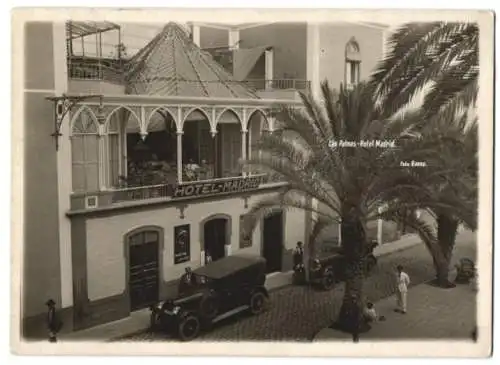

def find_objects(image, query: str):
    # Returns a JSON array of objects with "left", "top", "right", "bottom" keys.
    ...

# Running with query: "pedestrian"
[
  {"left": 395, "top": 265, "right": 410, "bottom": 313},
  {"left": 293, "top": 241, "right": 304, "bottom": 270},
  {"left": 363, "top": 302, "right": 378, "bottom": 323},
  {"left": 179, "top": 267, "right": 196, "bottom": 294},
  {"left": 46, "top": 299, "right": 61, "bottom": 343},
  {"left": 347, "top": 295, "right": 361, "bottom": 343}
]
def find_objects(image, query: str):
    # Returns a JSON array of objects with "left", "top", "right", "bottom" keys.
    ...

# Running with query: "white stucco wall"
[{"left": 85, "top": 191, "right": 306, "bottom": 301}]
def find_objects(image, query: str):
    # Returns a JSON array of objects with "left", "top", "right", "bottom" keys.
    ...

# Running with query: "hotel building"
[{"left": 22, "top": 20, "right": 387, "bottom": 336}]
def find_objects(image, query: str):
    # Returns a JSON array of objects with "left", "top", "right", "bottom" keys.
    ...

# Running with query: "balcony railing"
[
  {"left": 68, "top": 57, "right": 126, "bottom": 84},
  {"left": 103, "top": 173, "right": 286, "bottom": 205},
  {"left": 242, "top": 79, "right": 311, "bottom": 91}
]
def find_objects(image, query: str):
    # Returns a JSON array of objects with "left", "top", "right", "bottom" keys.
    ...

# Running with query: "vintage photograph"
[{"left": 12, "top": 8, "right": 493, "bottom": 356}]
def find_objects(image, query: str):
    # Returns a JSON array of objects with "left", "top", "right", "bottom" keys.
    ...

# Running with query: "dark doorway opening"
[
  {"left": 204, "top": 218, "right": 227, "bottom": 262},
  {"left": 129, "top": 231, "right": 160, "bottom": 311},
  {"left": 262, "top": 211, "right": 284, "bottom": 273}
]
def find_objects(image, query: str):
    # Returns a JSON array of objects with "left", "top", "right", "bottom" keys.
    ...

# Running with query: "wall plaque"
[{"left": 174, "top": 224, "right": 190, "bottom": 264}]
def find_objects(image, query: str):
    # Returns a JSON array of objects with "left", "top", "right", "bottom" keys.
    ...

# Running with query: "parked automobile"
[
  {"left": 293, "top": 240, "right": 378, "bottom": 290},
  {"left": 150, "top": 255, "right": 269, "bottom": 341}
]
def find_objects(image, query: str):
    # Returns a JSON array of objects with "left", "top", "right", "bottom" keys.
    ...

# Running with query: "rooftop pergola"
[{"left": 66, "top": 20, "right": 122, "bottom": 59}]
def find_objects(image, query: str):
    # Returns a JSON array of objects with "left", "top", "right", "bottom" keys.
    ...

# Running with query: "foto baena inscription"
[{"left": 172, "top": 175, "right": 265, "bottom": 199}]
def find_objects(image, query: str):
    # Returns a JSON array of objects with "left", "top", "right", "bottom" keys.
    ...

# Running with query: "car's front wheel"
[
  {"left": 320, "top": 268, "right": 336, "bottom": 290},
  {"left": 249, "top": 291, "right": 267, "bottom": 315},
  {"left": 178, "top": 314, "right": 201, "bottom": 341}
]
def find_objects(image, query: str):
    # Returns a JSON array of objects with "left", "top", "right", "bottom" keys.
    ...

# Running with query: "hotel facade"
[{"left": 22, "top": 20, "right": 387, "bottom": 336}]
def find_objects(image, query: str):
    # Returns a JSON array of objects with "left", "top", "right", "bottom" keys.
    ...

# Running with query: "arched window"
[
  {"left": 107, "top": 114, "right": 120, "bottom": 188},
  {"left": 71, "top": 109, "right": 100, "bottom": 193},
  {"left": 345, "top": 38, "right": 361, "bottom": 88}
]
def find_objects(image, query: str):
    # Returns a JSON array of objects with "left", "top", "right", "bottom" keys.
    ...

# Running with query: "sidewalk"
[
  {"left": 313, "top": 281, "right": 477, "bottom": 342},
  {"left": 61, "top": 233, "right": 425, "bottom": 342},
  {"left": 61, "top": 270, "right": 295, "bottom": 341}
]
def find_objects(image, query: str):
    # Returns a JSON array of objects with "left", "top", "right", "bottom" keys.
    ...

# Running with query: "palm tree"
[
  {"left": 405, "top": 108, "right": 478, "bottom": 287},
  {"left": 370, "top": 21, "right": 479, "bottom": 286},
  {"left": 241, "top": 81, "right": 465, "bottom": 332},
  {"left": 371, "top": 22, "right": 478, "bottom": 120}
]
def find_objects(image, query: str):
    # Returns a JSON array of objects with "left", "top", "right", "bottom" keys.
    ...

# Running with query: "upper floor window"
[
  {"left": 345, "top": 38, "right": 361, "bottom": 88},
  {"left": 71, "top": 109, "right": 100, "bottom": 193}
]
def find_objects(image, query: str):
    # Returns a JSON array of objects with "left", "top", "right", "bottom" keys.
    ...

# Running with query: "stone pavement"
[
  {"left": 313, "top": 280, "right": 477, "bottom": 342},
  {"left": 61, "top": 231, "right": 475, "bottom": 342}
]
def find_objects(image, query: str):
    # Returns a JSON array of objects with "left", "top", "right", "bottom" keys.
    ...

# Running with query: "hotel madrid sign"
[{"left": 172, "top": 175, "right": 266, "bottom": 199}]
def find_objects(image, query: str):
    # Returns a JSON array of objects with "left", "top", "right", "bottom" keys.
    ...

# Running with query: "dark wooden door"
[
  {"left": 204, "top": 218, "right": 227, "bottom": 261},
  {"left": 129, "top": 233, "right": 160, "bottom": 311},
  {"left": 263, "top": 212, "right": 283, "bottom": 273}
]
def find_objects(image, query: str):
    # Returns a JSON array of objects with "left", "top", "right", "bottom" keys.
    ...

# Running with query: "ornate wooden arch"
[
  {"left": 104, "top": 105, "right": 142, "bottom": 134},
  {"left": 70, "top": 105, "right": 100, "bottom": 136}
]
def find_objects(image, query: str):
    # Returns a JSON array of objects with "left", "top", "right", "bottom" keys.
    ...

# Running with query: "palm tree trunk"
[
  {"left": 334, "top": 216, "right": 366, "bottom": 337},
  {"left": 435, "top": 214, "right": 459, "bottom": 287},
  {"left": 304, "top": 239, "right": 315, "bottom": 283}
]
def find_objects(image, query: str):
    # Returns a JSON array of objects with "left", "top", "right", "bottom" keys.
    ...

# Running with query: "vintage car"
[
  {"left": 293, "top": 240, "right": 378, "bottom": 290},
  {"left": 150, "top": 255, "right": 269, "bottom": 341}
]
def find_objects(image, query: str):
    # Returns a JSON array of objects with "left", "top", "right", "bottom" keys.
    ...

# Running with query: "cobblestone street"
[{"left": 120, "top": 233, "right": 476, "bottom": 342}]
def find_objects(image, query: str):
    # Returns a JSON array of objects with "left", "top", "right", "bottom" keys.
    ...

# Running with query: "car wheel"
[
  {"left": 249, "top": 291, "right": 267, "bottom": 315},
  {"left": 178, "top": 315, "right": 201, "bottom": 341},
  {"left": 321, "top": 268, "right": 336, "bottom": 290},
  {"left": 365, "top": 256, "right": 377, "bottom": 276}
]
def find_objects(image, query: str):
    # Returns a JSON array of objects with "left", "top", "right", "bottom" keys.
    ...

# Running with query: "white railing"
[
  {"left": 243, "top": 79, "right": 311, "bottom": 91},
  {"left": 68, "top": 58, "right": 126, "bottom": 84}
]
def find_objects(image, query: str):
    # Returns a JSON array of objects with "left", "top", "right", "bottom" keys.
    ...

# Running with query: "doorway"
[
  {"left": 128, "top": 230, "right": 160, "bottom": 311},
  {"left": 204, "top": 218, "right": 228, "bottom": 262},
  {"left": 262, "top": 211, "right": 284, "bottom": 273}
]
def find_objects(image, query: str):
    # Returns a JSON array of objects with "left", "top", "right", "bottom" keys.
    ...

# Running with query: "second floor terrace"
[{"left": 53, "top": 93, "right": 300, "bottom": 214}]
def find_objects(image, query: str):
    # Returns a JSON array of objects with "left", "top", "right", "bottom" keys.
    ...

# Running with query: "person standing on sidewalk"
[
  {"left": 395, "top": 265, "right": 410, "bottom": 313},
  {"left": 46, "top": 299, "right": 62, "bottom": 342},
  {"left": 293, "top": 241, "right": 304, "bottom": 270}
]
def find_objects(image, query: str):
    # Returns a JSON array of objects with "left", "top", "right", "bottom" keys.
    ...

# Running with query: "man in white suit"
[{"left": 395, "top": 265, "right": 410, "bottom": 313}]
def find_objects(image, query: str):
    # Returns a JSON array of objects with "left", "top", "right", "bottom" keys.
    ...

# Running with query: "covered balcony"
[{"left": 59, "top": 23, "right": 299, "bottom": 212}]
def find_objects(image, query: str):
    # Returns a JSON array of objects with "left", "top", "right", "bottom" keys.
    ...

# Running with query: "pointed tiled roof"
[{"left": 125, "top": 22, "right": 259, "bottom": 99}]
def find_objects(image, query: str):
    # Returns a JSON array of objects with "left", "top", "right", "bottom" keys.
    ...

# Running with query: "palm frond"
[{"left": 371, "top": 22, "right": 478, "bottom": 117}]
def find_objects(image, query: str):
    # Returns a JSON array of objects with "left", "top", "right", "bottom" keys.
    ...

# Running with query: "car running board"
[{"left": 211, "top": 305, "right": 250, "bottom": 324}]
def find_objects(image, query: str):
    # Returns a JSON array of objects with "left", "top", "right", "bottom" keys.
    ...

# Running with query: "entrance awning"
[{"left": 233, "top": 46, "right": 270, "bottom": 81}]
